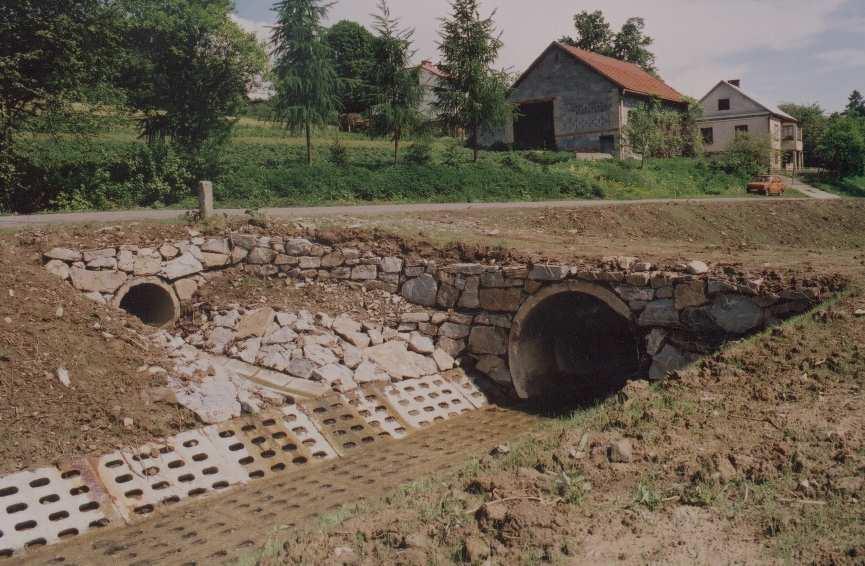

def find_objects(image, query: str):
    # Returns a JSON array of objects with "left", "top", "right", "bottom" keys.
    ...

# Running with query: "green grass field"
[
  {"left": 10, "top": 118, "right": 761, "bottom": 213},
  {"left": 805, "top": 173, "right": 865, "bottom": 198}
]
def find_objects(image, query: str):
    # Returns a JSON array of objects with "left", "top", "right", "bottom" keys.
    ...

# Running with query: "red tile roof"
[
  {"left": 516, "top": 42, "right": 685, "bottom": 104},
  {"left": 419, "top": 60, "right": 449, "bottom": 79}
]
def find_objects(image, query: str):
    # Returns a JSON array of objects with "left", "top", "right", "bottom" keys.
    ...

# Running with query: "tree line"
[
  {"left": 2, "top": 1, "right": 861, "bottom": 212},
  {"left": 272, "top": 0, "right": 511, "bottom": 165},
  {"left": 781, "top": 91, "right": 865, "bottom": 178}
]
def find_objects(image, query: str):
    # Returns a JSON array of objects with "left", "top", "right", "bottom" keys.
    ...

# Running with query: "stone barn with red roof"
[{"left": 480, "top": 42, "right": 687, "bottom": 157}]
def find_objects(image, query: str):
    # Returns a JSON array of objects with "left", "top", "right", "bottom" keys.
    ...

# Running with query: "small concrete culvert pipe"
[
  {"left": 111, "top": 276, "right": 181, "bottom": 327},
  {"left": 508, "top": 281, "right": 641, "bottom": 400}
]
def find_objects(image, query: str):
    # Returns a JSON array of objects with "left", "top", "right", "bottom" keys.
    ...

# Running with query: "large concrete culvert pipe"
[
  {"left": 111, "top": 277, "right": 181, "bottom": 327},
  {"left": 508, "top": 281, "right": 640, "bottom": 401}
]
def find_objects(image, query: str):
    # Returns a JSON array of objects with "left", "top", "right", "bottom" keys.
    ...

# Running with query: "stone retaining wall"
[{"left": 43, "top": 232, "right": 835, "bottom": 398}]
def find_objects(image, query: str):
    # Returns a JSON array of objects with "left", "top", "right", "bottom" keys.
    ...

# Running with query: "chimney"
[{"left": 728, "top": 79, "right": 741, "bottom": 87}]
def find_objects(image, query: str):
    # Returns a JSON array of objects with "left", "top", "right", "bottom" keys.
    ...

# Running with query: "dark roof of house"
[{"left": 513, "top": 42, "right": 685, "bottom": 103}]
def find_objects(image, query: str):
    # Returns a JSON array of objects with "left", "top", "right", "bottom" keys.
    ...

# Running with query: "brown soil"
[
  {"left": 194, "top": 270, "right": 406, "bottom": 324},
  {"left": 0, "top": 235, "right": 196, "bottom": 474}
]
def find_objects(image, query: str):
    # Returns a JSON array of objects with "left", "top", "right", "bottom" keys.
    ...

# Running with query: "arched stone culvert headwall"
[
  {"left": 508, "top": 281, "right": 640, "bottom": 399},
  {"left": 44, "top": 233, "right": 841, "bottom": 398},
  {"left": 111, "top": 277, "right": 180, "bottom": 327}
]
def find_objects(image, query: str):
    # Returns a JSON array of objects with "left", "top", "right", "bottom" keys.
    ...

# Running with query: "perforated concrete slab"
[
  {"left": 380, "top": 374, "right": 474, "bottom": 428},
  {"left": 450, "top": 372, "right": 493, "bottom": 409},
  {"left": 204, "top": 411, "right": 326, "bottom": 481},
  {"left": 347, "top": 387, "right": 410, "bottom": 440},
  {"left": 95, "top": 429, "right": 247, "bottom": 522},
  {"left": 0, "top": 461, "right": 118, "bottom": 557},
  {"left": 279, "top": 402, "right": 340, "bottom": 461},
  {"left": 299, "top": 394, "right": 394, "bottom": 455}
]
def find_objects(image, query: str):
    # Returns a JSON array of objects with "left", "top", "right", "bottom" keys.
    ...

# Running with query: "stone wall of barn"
[{"left": 478, "top": 45, "right": 623, "bottom": 153}]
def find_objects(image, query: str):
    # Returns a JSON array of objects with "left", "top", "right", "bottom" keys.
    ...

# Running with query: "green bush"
[
  {"left": 712, "top": 134, "right": 771, "bottom": 177},
  {"left": 523, "top": 150, "right": 572, "bottom": 166},
  {"left": 328, "top": 138, "right": 349, "bottom": 167},
  {"left": 404, "top": 141, "right": 433, "bottom": 165},
  {"left": 3, "top": 139, "right": 193, "bottom": 213}
]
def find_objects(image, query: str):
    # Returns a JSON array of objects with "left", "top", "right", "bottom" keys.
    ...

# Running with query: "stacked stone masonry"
[{"left": 44, "top": 233, "right": 834, "bottom": 398}]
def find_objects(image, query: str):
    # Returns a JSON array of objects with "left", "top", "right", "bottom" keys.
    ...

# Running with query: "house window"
[
  {"left": 783, "top": 125, "right": 795, "bottom": 140},
  {"left": 700, "top": 127, "right": 714, "bottom": 145},
  {"left": 735, "top": 125, "right": 749, "bottom": 135},
  {"left": 718, "top": 98, "right": 730, "bottom": 111}
]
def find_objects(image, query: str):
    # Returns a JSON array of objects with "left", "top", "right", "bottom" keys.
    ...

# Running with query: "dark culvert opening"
[
  {"left": 511, "top": 291, "right": 640, "bottom": 403},
  {"left": 118, "top": 283, "right": 178, "bottom": 326}
]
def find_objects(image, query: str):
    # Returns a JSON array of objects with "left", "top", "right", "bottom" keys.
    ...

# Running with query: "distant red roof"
[
  {"left": 419, "top": 60, "right": 449, "bottom": 79},
  {"left": 515, "top": 42, "right": 685, "bottom": 104}
]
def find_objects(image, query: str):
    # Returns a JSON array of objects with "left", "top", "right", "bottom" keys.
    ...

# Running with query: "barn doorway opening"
[
  {"left": 509, "top": 282, "right": 640, "bottom": 402},
  {"left": 514, "top": 100, "right": 556, "bottom": 150}
]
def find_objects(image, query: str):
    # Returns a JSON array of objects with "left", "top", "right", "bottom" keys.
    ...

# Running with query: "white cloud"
[
  {"left": 814, "top": 48, "right": 865, "bottom": 71},
  {"left": 235, "top": 0, "right": 856, "bottom": 106},
  {"left": 231, "top": 14, "right": 272, "bottom": 46}
]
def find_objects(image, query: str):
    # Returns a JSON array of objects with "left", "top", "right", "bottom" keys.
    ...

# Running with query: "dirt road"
[{"left": 0, "top": 196, "right": 819, "bottom": 229}]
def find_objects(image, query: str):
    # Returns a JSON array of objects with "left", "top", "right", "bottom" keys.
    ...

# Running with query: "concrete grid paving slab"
[
  {"left": 450, "top": 372, "right": 493, "bottom": 409},
  {"left": 203, "top": 410, "right": 328, "bottom": 481},
  {"left": 279, "top": 402, "right": 340, "bottom": 461},
  {"left": 298, "top": 394, "right": 395, "bottom": 455},
  {"left": 0, "top": 461, "right": 119, "bottom": 558},
  {"left": 379, "top": 374, "right": 475, "bottom": 428},
  {"left": 346, "top": 387, "right": 411, "bottom": 439},
  {"left": 95, "top": 428, "right": 247, "bottom": 522}
]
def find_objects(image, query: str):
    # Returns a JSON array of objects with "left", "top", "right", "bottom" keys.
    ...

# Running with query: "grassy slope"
[
  {"left": 15, "top": 118, "right": 762, "bottom": 212},
  {"left": 806, "top": 173, "right": 865, "bottom": 198},
  {"left": 216, "top": 120, "right": 752, "bottom": 207}
]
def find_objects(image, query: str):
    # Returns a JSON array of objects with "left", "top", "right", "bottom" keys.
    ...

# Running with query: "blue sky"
[{"left": 234, "top": 0, "right": 865, "bottom": 112}]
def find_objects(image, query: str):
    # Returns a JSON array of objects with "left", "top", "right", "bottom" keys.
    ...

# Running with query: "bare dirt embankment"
[{"left": 0, "top": 236, "right": 196, "bottom": 474}]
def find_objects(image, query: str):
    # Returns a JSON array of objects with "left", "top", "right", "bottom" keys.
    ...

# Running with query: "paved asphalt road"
[
  {"left": 783, "top": 176, "right": 841, "bottom": 200},
  {"left": 0, "top": 193, "right": 841, "bottom": 230}
]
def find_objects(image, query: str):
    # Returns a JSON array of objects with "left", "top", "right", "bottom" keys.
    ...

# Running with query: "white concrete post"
[{"left": 197, "top": 180, "right": 214, "bottom": 220}]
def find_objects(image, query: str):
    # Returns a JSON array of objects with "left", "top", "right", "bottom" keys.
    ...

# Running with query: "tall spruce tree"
[
  {"left": 271, "top": 0, "right": 341, "bottom": 164},
  {"left": 368, "top": 1, "right": 422, "bottom": 165},
  {"left": 435, "top": 0, "right": 511, "bottom": 162}
]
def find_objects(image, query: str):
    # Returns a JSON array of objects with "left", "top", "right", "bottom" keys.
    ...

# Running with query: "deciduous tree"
[
  {"left": 119, "top": 0, "right": 266, "bottom": 173},
  {"left": 435, "top": 0, "right": 512, "bottom": 162},
  {"left": 324, "top": 20, "right": 377, "bottom": 114},
  {"left": 560, "top": 10, "right": 657, "bottom": 73},
  {"left": 272, "top": 0, "right": 341, "bottom": 164},
  {"left": 819, "top": 115, "right": 865, "bottom": 178},
  {"left": 778, "top": 102, "right": 828, "bottom": 167},
  {"left": 623, "top": 103, "right": 662, "bottom": 168},
  {"left": 0, "top": 0, "right": 118, "bottom": 201},
  {"left": 611, "top": 17, "right": 656, "bottom": 74},
  {"left": 559, "top": 10, "right": 613, "bottom": 54}
]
